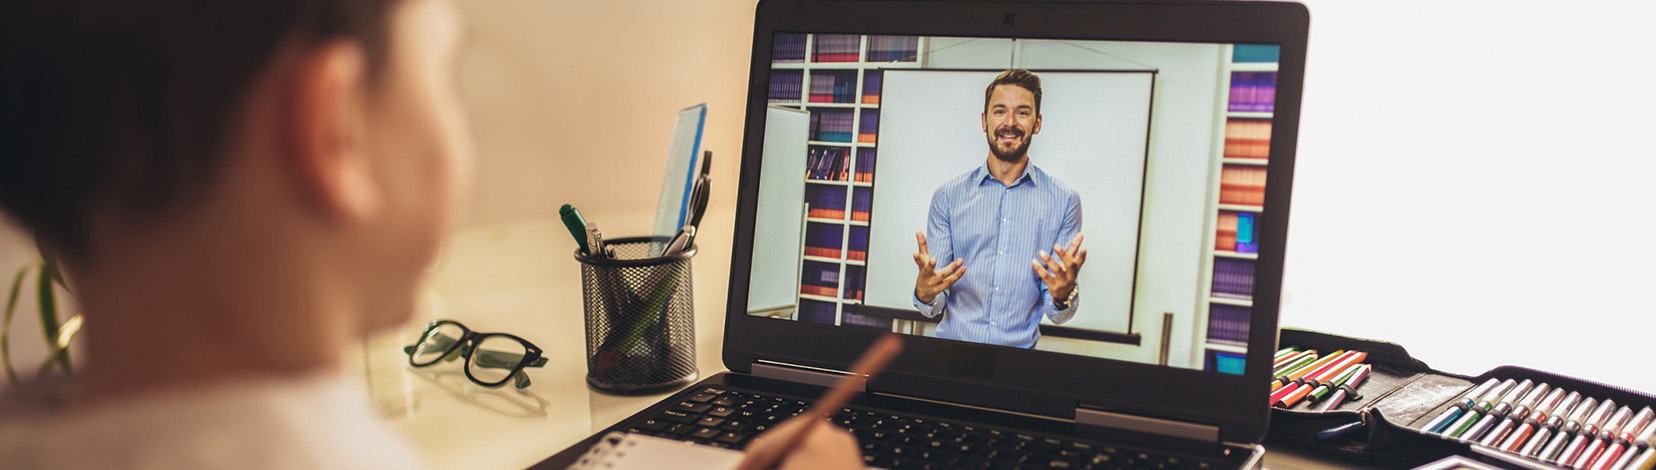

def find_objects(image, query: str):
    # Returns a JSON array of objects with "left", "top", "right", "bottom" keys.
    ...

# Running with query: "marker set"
[
  {"left": 1263, "top": 329, "right": 1656, "bottom": 469},
  {"left": 1420, "top": 378, "right": 1656, "bottom": 470},
  {"left": 1269, "top": 347, "right": 1371, "bottom": 412}
]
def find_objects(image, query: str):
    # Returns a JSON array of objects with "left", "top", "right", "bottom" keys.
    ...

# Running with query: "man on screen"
[{"left": 912, "top": 69, "right": 1088, "bottom": 349}]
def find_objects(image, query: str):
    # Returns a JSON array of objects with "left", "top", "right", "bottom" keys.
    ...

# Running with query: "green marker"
[
  {"left": 1274, "top": 347, "right": 1298, "bottom": 360},
  {"left": 1273, "top": 351, "right": 1319, "bottom": 379},
  {"left": 1448, "top": 378, "right": 1518, "bottom": 438},
  {"left": 560, "top": 204, "right": 591, "bottom": 254}
]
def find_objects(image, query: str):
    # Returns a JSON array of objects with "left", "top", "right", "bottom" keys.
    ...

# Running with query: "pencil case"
[{"left": 1266, "top": 328, "right": 1656, "bottom": 469}]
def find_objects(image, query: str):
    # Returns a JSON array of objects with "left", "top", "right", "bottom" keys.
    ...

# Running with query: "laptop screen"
[{"left": 746, "top": 33, "right": 1280, "bottom": 376}]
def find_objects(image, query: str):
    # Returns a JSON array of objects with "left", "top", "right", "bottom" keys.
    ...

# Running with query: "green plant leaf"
[
  {"left": 2, "top": 263, "right": 34, "bottom": 383},
  {"left": 37, "top": 262, "right": 70, "bottom": 375}
]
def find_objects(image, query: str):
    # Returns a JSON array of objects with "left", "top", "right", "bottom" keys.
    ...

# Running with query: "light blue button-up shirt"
[{"left": 912, "top": 162, "right": 1082, "bottom": 348}]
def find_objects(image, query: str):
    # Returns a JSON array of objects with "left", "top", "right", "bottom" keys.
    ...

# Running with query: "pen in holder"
[{"left": 576, "top": 236, "right": 698, "bottom": 394}]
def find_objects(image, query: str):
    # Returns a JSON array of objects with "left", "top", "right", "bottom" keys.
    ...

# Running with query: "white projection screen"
[{"left": 864, "top": 70, "right": 1153, "bottom": 334}]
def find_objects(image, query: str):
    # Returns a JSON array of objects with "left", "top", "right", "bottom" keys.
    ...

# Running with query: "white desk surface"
[{"left": 363, "top": 214, "right": 1364, "bottom": 469}]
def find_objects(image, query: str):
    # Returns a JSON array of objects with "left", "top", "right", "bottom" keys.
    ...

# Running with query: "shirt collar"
[{"left": 976, "top": 161, "right": 1041, "bottom": 188}]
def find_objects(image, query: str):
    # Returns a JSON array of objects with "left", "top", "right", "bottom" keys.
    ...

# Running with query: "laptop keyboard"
[{"left": 623, "top": 386, "right": 1221, "bottom": 470}]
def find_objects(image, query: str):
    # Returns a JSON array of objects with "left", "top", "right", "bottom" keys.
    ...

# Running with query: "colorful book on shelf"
[
  {"left": 1228, "top": 72, "right": 1277, "bottom": 113},
  {"left": 772, "top": 33, "right": 807, "bottom": 62},
  {"left": 1232, "top": 44, "right": 1280, "bottom": 63},
  {"left": 808, "top": 71, "right": 857, "bottom": 103},
  {"left": 847, "top": 228, "right": 869, "bottom": 260},
  {"left": 855, "top": 149, "right": 876, "bottom": 183},
  {"left": 851, "top": 190, "right": 871, "bottom": 221},
  {"left": 804, "top": 185, "right": 847, "bottom": 219},
  {"left": 858, "top": 112, "right": 878, "bottom": 143},
  {"left": 1236, "top": 213, "right": 1257, "bottom": 254},
  {"left": 769, "top": 70, "right": 803, "bottom": 103},
  {"left": 1223, "top": 118, "right": 1271, "bottom": 160},
  {"left": 1219, "top": 166, "right": 1267, "bottom": 206},
  {"left": 1211, "top": 258, "right": 1254, "bottom": 300},
  {"left": 811, "top": 109, "right": 854, "bottom": 142},
  {"left": 866, "top": 35, "right": 919, "bottom": 62},
  {"left": 812, "top": 34, "right": 860, "bottom": 62},
  {"left": 806, "top": 147, "right": 852, "bottom": 181},
  {"left": 862, "top": 71, "right": 882, "bottom": 104},
  {"left": 1207, "top": 350, "right": 1246, "bottom": 375},
  {"left": 1206, "top": 304, "right": 1251, "bottom": 345},
  {"left": 842, "top": 267, "right": 866, "bottom": 302},
  {"left": 800, "top": 284, "right": 839, "bottom": 297},
  {"left": 803, "top": 261, "right": 840, "bottom": 282},
  {"left": 807, "top": 208, "right": 846, "bottom": 220},
  {"left": 798, "top": 301, "right": 834, "bottom": 324},
  {"left": 1215, "top": 211, "right": 1239, "bottom": 251}
]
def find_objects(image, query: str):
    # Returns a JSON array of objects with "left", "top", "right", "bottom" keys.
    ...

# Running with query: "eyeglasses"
[{"left": 403, "top": 320, "right": 547, "bottom": 389}]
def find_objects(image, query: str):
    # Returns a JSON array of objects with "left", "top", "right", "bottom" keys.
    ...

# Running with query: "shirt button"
[{"left": 1002, "top": 218, "right": 1008, "bottom": 223}]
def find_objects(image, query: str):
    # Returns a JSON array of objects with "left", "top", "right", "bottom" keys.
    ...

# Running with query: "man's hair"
[
  {"left": 983, "top": 68, "right": 1043, "bottom": 115},
  {"left": 0, "top": 1, "right": 402, "bottom": 258}
]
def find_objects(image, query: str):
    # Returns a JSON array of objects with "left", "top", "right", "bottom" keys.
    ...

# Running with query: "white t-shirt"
[{"left": 0, "top": 373, "right": 422, "bottom": 469}]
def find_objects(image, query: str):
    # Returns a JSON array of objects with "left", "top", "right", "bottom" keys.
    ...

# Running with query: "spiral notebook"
[{"left": 566, "top": 432, "right": 743, "bottom": 470}]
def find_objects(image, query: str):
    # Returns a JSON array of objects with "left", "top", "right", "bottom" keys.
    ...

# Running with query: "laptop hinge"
[
  {"left": 751, "top": 360, "right": 862, "bottom": 392},
  {"left": 1075, "top": 406, "right": 1220, "bottom": 444}
]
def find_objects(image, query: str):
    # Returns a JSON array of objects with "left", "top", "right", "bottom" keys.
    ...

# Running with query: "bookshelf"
[
  {"left": 769, "top": 33, "right": 925, "bottom": 328},
  {"left": 1198, "top": 44, "right": 1279, "bottom": 375}
]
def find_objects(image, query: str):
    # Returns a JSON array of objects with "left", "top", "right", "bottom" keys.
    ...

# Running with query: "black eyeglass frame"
[{"left": 403, "top": 319, "right": 548, "bottom": 389}]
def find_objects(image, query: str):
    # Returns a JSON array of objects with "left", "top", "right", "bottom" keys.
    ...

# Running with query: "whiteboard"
[
  {"left": 746, "top": 106, "right": 811, "bottom": 312},
  {"left": 864, "top": 70, "right": 1153, "bottom": 334}
]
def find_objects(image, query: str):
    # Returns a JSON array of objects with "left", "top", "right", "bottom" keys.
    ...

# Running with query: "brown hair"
[
  {"left": 983, "top": 68, "right": 1043, "bottom": 114},
  {"left": 0, "top": 0, "right": 402, "bottom": 258}
]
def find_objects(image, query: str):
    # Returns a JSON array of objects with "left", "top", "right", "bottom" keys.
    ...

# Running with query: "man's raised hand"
[
  {"left": 914, "top": 231, "right": 965, "bottom": 304},
  {"left": 1032, "top": 233, "right": 1087, "bottom": 305}
]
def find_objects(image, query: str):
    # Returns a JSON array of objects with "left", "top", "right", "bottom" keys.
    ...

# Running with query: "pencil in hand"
[{"left": 736, "top": 334, "right": 904, "bottom": 470}]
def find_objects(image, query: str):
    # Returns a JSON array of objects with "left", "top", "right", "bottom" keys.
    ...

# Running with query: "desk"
[{"left": 364, "top": 215, "right": 1368, "bottom": 469}]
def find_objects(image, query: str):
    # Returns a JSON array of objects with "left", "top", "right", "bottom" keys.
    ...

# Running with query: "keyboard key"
[
  {"left": 717, "top": 432, "right": 746, "bottom": 445},
  {"left": 660, "top": 409, "right": 698, "bottom": 423},
  {"left": 691, "top": 427, "right": 720, "bottom": 439},
  {"left": 676, "top": 402, "right": 712, "bottom": 413},
  {"left": 687, "top": 393, "right": 717, "bottom": 403},
  {"left": 708, "top": 406, "right": 735, "bottom": 418},
  {"left": 696, "top": 417, "right": 725, "bottom": 427}
]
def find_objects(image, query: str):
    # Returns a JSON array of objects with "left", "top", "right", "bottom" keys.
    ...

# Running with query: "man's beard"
[{"left": 987, "top": 128, "right": 1032, "bottom": 162}]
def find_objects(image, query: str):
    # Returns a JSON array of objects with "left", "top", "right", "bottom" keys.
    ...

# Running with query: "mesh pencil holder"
[{"left": 576, "top": 236, "right": 699, "bottom": 394}]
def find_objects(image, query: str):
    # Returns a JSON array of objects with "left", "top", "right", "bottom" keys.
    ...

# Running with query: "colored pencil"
[
  {"left": 1445, "top": 379, "right": 1519, "bottom": 439},
  {"left": 1555, "top": 400, "right": 1617, "bottom": 465},
  {"left": 1423, "top": 379, "right": 1501, "bottom": 435},
  {"left": 1461, "top": 380, "right": 1535, "bottom": 442},
  {"left": 1479, "top": 383, "right": 1552, "bottom": 447},
  {"left": 1504, "top": 389, "right": 1577, "bottom": 454},
  {"left": 1540, "top": 397, "right": 1600, "bottom": 462}
]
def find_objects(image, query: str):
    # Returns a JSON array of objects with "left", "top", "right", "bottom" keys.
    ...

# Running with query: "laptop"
[{"left": 545, "top": 0, "right": 1307, "bottom": 468}]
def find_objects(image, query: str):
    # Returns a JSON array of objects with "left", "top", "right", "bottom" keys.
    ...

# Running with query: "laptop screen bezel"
[{"left": 725, "top": 0, "right": 1307, "bottom": 444}]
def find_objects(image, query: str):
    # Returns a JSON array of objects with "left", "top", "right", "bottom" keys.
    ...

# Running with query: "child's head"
[{"left": 0, "top": 0, "right": 473, "bottom": 339}]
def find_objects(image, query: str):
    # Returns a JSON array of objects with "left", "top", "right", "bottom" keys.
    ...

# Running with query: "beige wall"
[{"left": 456, "top": 0, "right": 759, "bottom": 226}]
